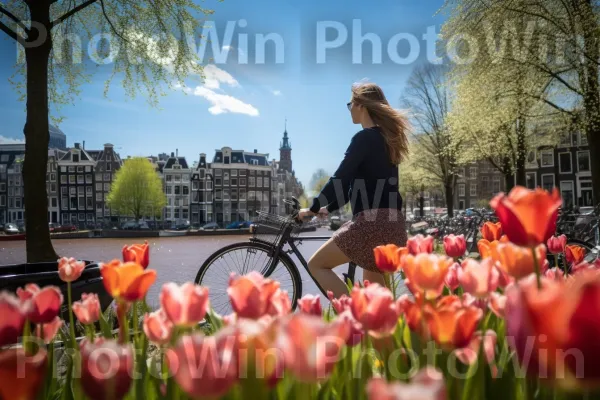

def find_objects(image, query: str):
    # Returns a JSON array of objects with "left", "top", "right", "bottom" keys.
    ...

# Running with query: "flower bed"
[{"left": 1, "top": 186, "right": 600, "bottom": 399}]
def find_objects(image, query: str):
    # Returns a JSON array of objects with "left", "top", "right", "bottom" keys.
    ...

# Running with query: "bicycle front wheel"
[{"left": 194, "top": 241, "right": 303, "bottom": 316}]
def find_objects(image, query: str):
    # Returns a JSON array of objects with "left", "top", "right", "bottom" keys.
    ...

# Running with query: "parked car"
[
  {"left": 4, "top": 223, "right": 19, "bottom": 235},
  {"left": 121, "top": 221, "right": 150, "bottom": 230},
  {"left": 200, "top": 222, "right": 219, "bottom": 230}
]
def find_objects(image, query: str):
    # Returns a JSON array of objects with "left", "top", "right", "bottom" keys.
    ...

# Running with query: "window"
[
  {"left": 62, "top": 197, "right": 68, "bottom": 210},
  {"left": 577, "top": 151, "right": 590, "bottom": 172},
  {"left": 70, "top": 187, "right": 76, "bottom": 195},
  {"left": 0, "top": 183, "right": 4, "bottom": 192},
  {"left": 96, "top": 183, "right": 102, "bottom": 191},
  {"left": 96, "top": 173, "right": 103, "bottom": 181},
  {"left": 183, "top": 186, "right": 189, "bottom": 195},
  {"left": 104, "top": 173, "right": 110, "bottom": 181},
  {"left": 470, "top": 184, "right": 477, "bottom": 197},
  {"left": 51, "top": 198, "right": 58, "bottom": 208},
  {"left": 206, "top": 191, "right": 213, "bottom": 202},
  {"left": 469, "top": 167, "right": 477, "bottom": 178},
  {"left": 541, "top": 174, "right": 555, "bottom": 191},
  {"left": 166, "top": 175, "right": 172, "bottom": 182},
  {"left": 215, "top": 189, "right": 222, "bottom": 201},
  {"left": 263, "top": 177, "right": 269, "bottom": 187},
  {"left": 0, "top": 196, "right": 5, "bottom": 206},
  {"left": 60, "top": 175, "right": 66, "bottom": 184},
  {"left": 249, "top": 170, "right": 255, "bottom": 175},
  {"left": 8, "top": 198, "right": 13, "bottom": 208},
  {"left": 78, "top": 196, "right": 85, "bottom": 209},
  {"left": 231, "top": 178, "right": 237, "bottom": 186},
  {"left": 68, "top": 166, "right": 75, "bottom": 173},
  {"left": 61, "top": 187, "right": 68, "bottom": 195},
  {"left": 540, "top": 150, "right": 554, "bottom": 167},
  {"left": 174, "top": 175, "right": 181, "bottom": 183},
  {"left": 0, "top": 155, "right": 7, "bottom": 162},
  {"left": 192, "top": 181, "right": 199, "bottom": 190},
  {"left": 206, "top": 181, "right": 213, "bottom": 190},
  {"left": 69, "top": 175, "right": 76, "bottom": 184},
  {"left": 458, "top": 184, "right": 465, "bottom": 197},
  {"left": 248, "top": 190, "right": 256, "bottom": 200},
  {"left": 70, "top": 195, "right": 77, "bottom": 210},
  {"left": 231, "top": 170, "right": 238, "bottom": 177},
  {"left": 174, "top": 186, "right": 181, "bottom": 195},
  {"left": 8, "top": 187, "right": 13, "bottom": 196},
  {"left": 104, "top": 183, "right": 110, "bottom": 192},
  {"left": 96, "top": 193, "right": 103, "bottom": 202},
  {"left": 77, "top": 166, "right": 83, "bottom": 173},
  {"left": 78, "top": 187, "right": 84, "bottom": 195},
  {"left": 256, "top": 176, "right": 262, "bottom": 187},
  {"left": 215, "top": 169, "right": 222, "bottom": 177},
  {"left": 78, "top": 213, "right": 85, "bottom": 221},
  {"left": 560, "top": 181, "right": 575, "bottom": 208},
  {"left": 50, "top": 183, "right": 57, "bottom": 193},
  {"left": 50, "top": 173, "right": 56, "bottom": 181},
  {"left": 86, "top": 186, "right": 92, "bottom": 195},
  {"left": 86, "top": 197, "right": 93, "bottom": 208},
  {"left": 559, "top": 133, "right": 571, "bottom": 147},
  {"left": 239, "top": 189, "right": 246, "bottom": 200},
  {"left": 85, "top": 166, "right": 91, "bottom": 173},
  {"left": 526, "top": 172, "right": 537, "bottom": 189},
  {"left": 239, "top": 170, "right": 246, "bottom": 176},
  {"left": 249, "top": 177, "right": 255, "bottom": 187},
  {"left": 215, "top": 178, "right": 222, "bottom": 186},
  {"left": 240, "top": 178, "right": 246, "bottom": 186},
  {"left": 85, "top": 174, "right": 92, "bottom": 184},
  {"left": 183, "top": 198, "right": 189, "bottom": 206},
  {"left": 77, "top": 175, "right": 84, "bottom": 184},
  {"left": 579, "top": 132, "right": 588, "bottom": 146},
  {"left": 224, "top": 173, "right": 229, "bottom": 186},
  {"left": 231, "top": 189, "right": 238, "bottom": 200},
  {"left": 559, "top": 152, "right": 572, "bottom": 174},
  {"left": 166, "top": 186, "right": 172, "bottom": 195},
  {"left": 493, "top": 177, "right": 501, "bottom": 193},
  {"left": 106, "top": 163, "right": 111, "bottom": 171},
  {"left": 223, "top": 189, "right": 230, "bottom": 201},
  {"left": 481, "top": 176, "right": 489, "bottom": 192},
  {"left": 73, "top": 153, "right": 79, "bottom": 163}
]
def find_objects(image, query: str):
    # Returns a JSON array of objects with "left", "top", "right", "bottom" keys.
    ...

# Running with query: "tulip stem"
[
  {"left": 557, "top": 254, "right": 567, "bottom": 277},
  {"left": 531, "top": 248, "right": 542, "bottom": 289},
  {"left": 67, "top": 282, "right": 77, "bottom": 348}
]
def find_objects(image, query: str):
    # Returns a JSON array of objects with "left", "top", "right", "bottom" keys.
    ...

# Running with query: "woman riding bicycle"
[{"left": 297, "top": 82, "right": 410, "bottom": 299}]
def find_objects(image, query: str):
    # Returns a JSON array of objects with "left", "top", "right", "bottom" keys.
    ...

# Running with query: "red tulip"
[
  {"left": 0, "top": 347, "right": 48, "bottom": 400},
  {"left": 444, "top": 263, "right": 460, "bottom": 291},
  {"left": 443, "top": 235, "right": 466, "bottom": 258},
  {"left": 480, "top": 222, "right": 503, "bottom": 242},
  {"left": 80, "top": 338, "right": 133, "bottom": 400},
  {"left": 366, "top": 366, "right": 447, "bottom": 400},
  {"left": 565, "top": 245, "right": 586, "bottom": 266},
  {"left": 0, "top": 292, "right": 28, "bottom": 347},
  {"left": 36, "top": 316, "right": 63, "bottom": 344},
  {"left": 17, "top": 284, "right": 63, "bottom": 324},
  {"left": 168, "top": 332, "right": 239, "bottom": 397},
  {"left": 402, "top": 254, "right": 454, "bottom": 300},
  {"left": 328, "top": 291, "right": 352, "bottom": 314},
  {"left": 374, "top": 244, "right": 409, "bottom": 273},
  {"left": 351, "top": 283, "right": 401, "bottom": 338},
  {"left": 547, "top": 235, "right": 567, "bottom": 255},
  {"left": 490, "top": 186, "right": 562, "bottom": 247},
  {"left": 58, "top": 257, "right": 86, "bottom": 282},
  {"left": 122, "top": 241, "right": 150, "bottom": 269},
  {"left": 458, "top": 258, "right": 499, "bottom": 298},
  {"left": 407, "top": 234, "right": 434, "bottom": 255},
  {"left": 160, "top": 282, "right": 210, "bottom": 327},
  {"left": 143, "top": 308, "right": 174, "bottom": 346},
  {"left": 72, "top": 293, "right": 101, "bottom": 325},
  {"left": 297, "top": 294, "right": 322, "bottom": 316}
]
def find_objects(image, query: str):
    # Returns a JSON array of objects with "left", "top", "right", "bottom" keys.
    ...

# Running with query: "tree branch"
[
  {"left": 0, "top": 4, "right": 29, "bottom": 34},
  {"left": 0, "top": 19, "right": 26, "bottom": 45},
  {"left": 100, "top": 0, "right": 128, "bottom": 42},
  {"left": 50, "top": 0, "right": 98, "bottom": 29}
]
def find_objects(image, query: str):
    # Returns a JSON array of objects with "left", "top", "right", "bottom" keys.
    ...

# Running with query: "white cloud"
[
  {"left": 202, "top": 64, "right": 239, "bottom": 90},
  {"left": 0, "top": 136, "right": 25, "bottom": 144},
  {"left": 190, "top": 86, "right": 259, "bottom": 116},
  {"left": 272, "top": 90, "right": 282, "bottom": 96}
]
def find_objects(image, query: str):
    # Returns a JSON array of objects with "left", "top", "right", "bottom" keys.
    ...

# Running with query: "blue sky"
[{"left": 0, "top": 0, "right": 446, "bottom": 189}]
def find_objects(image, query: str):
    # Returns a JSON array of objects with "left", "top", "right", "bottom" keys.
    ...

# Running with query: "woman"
[{"left": 297, "top": 82, "right": 410, "bottom": 299}]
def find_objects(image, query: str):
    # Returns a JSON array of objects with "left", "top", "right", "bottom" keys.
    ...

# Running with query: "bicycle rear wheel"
[{"left": 194, "top": 241, "right": 302, "bottom": 316}]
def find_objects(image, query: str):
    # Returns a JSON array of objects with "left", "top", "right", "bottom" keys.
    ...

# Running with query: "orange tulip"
[
  {"left": 443, "top": 234, "right": 467, "bottom": 258},
  {"left": 351, "top": 283, "right": 401, "bottom": 338},
  {"left": 547, "top": 235, "right": 567, "bottom": 255},
  {"left": 565, "top": 245, "right": 586, "bottom": 266},
  {"left": 0, "top": 347, "right": 47, "bottom": 400},
  {"left": 458, "top": 258, "right": 499, "bottom": 298},
  {"left": 366, "top": 366, "right": 447, "bottom": 400},
  {"left": 58, "top": 257, "right": 86, "bottom": 282},
  {"left": 16, "top": 284, "right": 63, "bottom": 324},
  {"left": 228, "top": 271, "right": 281, "bottom": 319},
  {"left": 100, "top": 260, "right": 156, "bottom": 302},
  {"left": 425, "top": 303, "right": 483, "bottom": 350},
  {"left": 490, "top": 186, "right": 562, "bottom": 247},
  {"left": 160, "top": 282, "right": 210, "bottom": 327},
  {"left": 143, "top": 308, "right": 174, "bottom": 346},
  {"left": 407, "top": 234, "right": 434, "bottom": 255},
  {"left": 0, "top": 292, "right": 27, "bottom": 347},
  {"left": 297, "top": 294, "right": 323, "bottom": 316},
  {"left": 480, "top": 222, "right": 503, "bottom": 242},
  {"left": 374, "top": 244, "right": 408, "bottom": 273},
  {"left": 402, "top": 254, "right": 454, "bottom": 300},
  {"left": 491, "top": 242, "right": 547, "bottom": 280},
  {"left": 72, "top": 293, "right": 101, "bottom": 325},
  {"left": 122, "top": 241, "right": 150, "bottom": 269},
  {"left": 80, "top": 338, "right": 133, "bottom": 400},
  {"left": 35, "top": 316, "right": 63, "bottom": 344}
]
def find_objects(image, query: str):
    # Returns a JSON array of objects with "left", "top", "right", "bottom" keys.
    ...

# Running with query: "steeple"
[
  {"left": 280, "top": 118, "right": 291, "bottom": 151},
  {"left": 279, "top": 118, "right": 292, "bottom": 173}
]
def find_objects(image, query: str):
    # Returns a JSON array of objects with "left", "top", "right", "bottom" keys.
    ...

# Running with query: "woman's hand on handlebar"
[
  {"left": 297, "top": 208, "right": 316, "bottom": 222},
  {"left": 317, "top": 207, "right": 329, "bottom": 219}
]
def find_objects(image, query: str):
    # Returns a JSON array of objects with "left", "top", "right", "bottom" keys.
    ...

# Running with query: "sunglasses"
[{"left": 346, "top": 102, "right": 352, "bottom": 111}]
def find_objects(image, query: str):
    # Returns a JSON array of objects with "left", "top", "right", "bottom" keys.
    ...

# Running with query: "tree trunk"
[
  {"left": 23, "top": 4, "right": 58, "bottom": 262},
  {"left": 444, "top": 183, "right": 454, "bottom": 218},
  {"left": 515, "top": 118, "right": 527, "bottom": 187},
  {"left": 504, "top": 174, "right": 515, "bottom": 193}
]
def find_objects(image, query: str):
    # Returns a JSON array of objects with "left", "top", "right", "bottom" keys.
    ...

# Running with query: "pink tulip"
[
  {"left": 0, "top": 292, "right": 28, "bottom": 347},
  {"left": 495, "top": 264, "right": 515, "bottom": 288},
  {"left": 545, "top": 268, "right": 566, "bottom": 281},
  {"left": 160, "top": 282, "right": 210, "bottom": 327},
  {"left": 407, "top": 234, "right": 435, "bottom": 255},
  {"left": 36, "top": 316, "right": 63, "bottom": 344},
  {"left": 227, "top": 271, "right": 281, "bottom": 319},
  {"left": 72, "top": 293, "right": 101, "bottom": 325},
  {"left": 58, "top": 257, "right": 86, "bottom": 283},
  {"left": 367, "top": 366, "right": 447, "bottom": 400},
  {"left": 455, "top": 330, "right": 498, "bottom": 376},
  {"left": 458, "top": 259, "right": 499, "bottom": 298},
  {"left": 337, "top": 310, "right": 364, "bottom": 347},
  {"left": 351, "top": 283, "right": 400, "bottom": 338},
  {"left": 267, "top": 289, "right": 292, "bottom": 317},
  {"left": 443, "top": 235, "right": 466, "bottom": 258},
  {"left": 143, "top": 308, "right": 174, "bottom": 346},
  {"left": 17, "top": 284, "right": 63, "bottom": 324},
  {"left": 328, "top": 291, "right": 352, "bottom": 313},
  {"left": 445, "top": 263, "right": 460, "bottom": 291},
  {"left": 276, "top": 314, "right": 349, "bottom": 382},
  {"left": 488, "top": 292, "right": 506, "bottom": 318},
  {"left": 297, "top": 294, "right": 322, "bottom": 316},
  {"left": 460, "top": 293, "right": 487, "bottom": 311},
  {"left": 168, "top": 332, "right": 239, "bottom": 398},
  {"left": 547, "top": 235, "right": 567, "bottom": 255},
  {"left": 80, "top": 338, "right": 133, "bottom": 400}
]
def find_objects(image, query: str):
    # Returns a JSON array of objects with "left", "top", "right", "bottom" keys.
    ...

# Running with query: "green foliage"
[
  {"left": 107, "top": 157, "right": 166, "bottom": 221},
  {"left": 309, "top": 168, "right": 330, "bottom": 195}
]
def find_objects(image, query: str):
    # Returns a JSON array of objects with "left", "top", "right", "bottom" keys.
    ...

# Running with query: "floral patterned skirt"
[{"left": 332, "top": 208, "right": 408, "bottom": 273}]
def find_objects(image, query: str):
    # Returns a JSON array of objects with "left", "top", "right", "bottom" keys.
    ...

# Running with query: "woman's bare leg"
[
  {"left": 363, "top": 269, "right": 386, "bottom": 288},
  {"left": 307, "top": 238, "right": 352, "bottom": 299}
]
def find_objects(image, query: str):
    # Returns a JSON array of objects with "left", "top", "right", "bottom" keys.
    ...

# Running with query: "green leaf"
[{"left": 98, "top": 311, "right": 114, "bottom": 339}]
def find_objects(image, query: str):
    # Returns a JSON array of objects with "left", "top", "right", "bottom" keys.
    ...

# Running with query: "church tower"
[{"left": 279, "top": 119, "right": 292, "bottom": 173}]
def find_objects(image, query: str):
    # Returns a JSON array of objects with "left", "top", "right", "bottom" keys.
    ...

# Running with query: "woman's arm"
[{"left": 310, "top": 130, "right": 369, "bottom": 214}]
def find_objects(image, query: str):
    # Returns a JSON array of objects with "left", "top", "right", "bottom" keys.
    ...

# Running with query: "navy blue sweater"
[{"left": 310, "top": 126, "right": 403, "bottom": 216}]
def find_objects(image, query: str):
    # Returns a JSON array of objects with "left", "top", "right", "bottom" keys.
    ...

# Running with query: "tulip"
[
  {"left": 402, "top": 254, "right": 454, "bottom": 300},
  {"left": 545, "top": 267, "right": 566, "bottom": 280},
  {"left": 401, "top": 294, "right": 426, "bottom": 334},
  {"left": 491, "top": 242, "right": 547, "bottom": 280},
  {"left": 337, "top": 310, "right": 364, "bottom": 347},
  {"left": 566, "top": 245, "right": 586, "bottom": 266},
  {"left": 488, "top": 292, "right": 506, "bottom": 318},
  {"left": 58, "top": 257, "right": 86, "bottom": 282},
  {"left": 168, "top": 331, "right": 240, "bottom": 397},
  {"left": 547, "top": 235, "right": 567, "bottom": 255},
  {"left": 143, "top": 308, "right": 174, "bottom": 346},
  {"left": 407, "top": 234, "right": 435, "bottom": 255},
  {"left": 374, "top": 244, "right": 409, "bottom": 273},
  {"left": 425, "top": 303, "right": 483, "bottom": 350},
  {"left": 443, "top": 234, "right": 467, "bottom": 258},
  {"left": 35, "top": 316, "right": 63, "bottom": 344},
  {"left": 366, "top": 366, "right": 447, "bottom": 400},
  {"left": 328, "top": 291, "right": 352, "bottom": 314},
  {"left": 72, "top": 293, "right": 101, "bottom": 325},
  {"left": 444, "top": 263, "right": 460, "bottom": 291},
  {"left": 572, "top": 261, "right": 598, "bottom": 275},
  {"left": 100, "top": 260, "right": 156, "bottom": 302},
  {"left": 351, "top": 283, "right": 401, "bottom": 338},
  {"left": 122, "top": 241, "right": 150, "bottom": 269},
  {"left": 455, "top": 330, "right": 497, "bottom": 376},
  {"left": 458, "top": 258, "right": 499, "bottom": 298},
  {"left": 276, "top": 313, "right": 349, "bottom": 382},
  {"left": 460, "top": 292, "right": 487, "bottom": 311},
  {"left": 297, "top": 294, "right": 323, "bottom": 316},
  {"left": 0, "top": 347, "right": 48, "bottom": 400},
  {"left": 160, "top": 282, "right": 210, "bottom": 327},
  {"left": 228, "top": 271, "right": 282, "bottom": 319},
  {"left": 267, "top": 289, "right": 292, "bottom": 317},
  {"left": 490, "top": 186, "right": 562, "bottom": 247},
  {"left": 80, "top": 338, "right": 133, "bottom": 400},
  {"left": 16, "top": 284, "right": 63, "bottom": 324},
  {"left": 480, "top": 222, "right": 503, "bottom": 242},
  {"left": 496, "top": 264, "right": 515, "bottom": 288},
  {"left": 0, "top": 292, "right": 28, "bottom": 347}
]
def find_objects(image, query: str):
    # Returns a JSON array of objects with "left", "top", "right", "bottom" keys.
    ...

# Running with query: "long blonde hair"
[{"left": 351, "top": 82, "right": 410, "bottom": 164}]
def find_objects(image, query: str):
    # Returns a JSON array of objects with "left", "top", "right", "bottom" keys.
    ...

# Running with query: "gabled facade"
[
  {"left": 0, "top": 144, "right": 25, "bottom": 224},
  {"left": 88, "top": 143, "right": 123, "bottom": 224},
  {"left": 190, "top": 153, "right": 214, "bottom": 226},
  {"left": 161, "top": 151, "right": 191, "bottom": 225}
]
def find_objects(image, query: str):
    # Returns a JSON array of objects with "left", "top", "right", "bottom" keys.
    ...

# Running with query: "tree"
[
  {"left": 107, "top": 157, "right": 165, "bottom": 222},
  {"left": 309, "top": 168, "right": 330, "bottom": 195},
  {"left": 441, "top": 0, "right": 600, "bottom": 203},
  {"left": 401, "top": 64, "right": 462, "bottom": 217},
  {"left": 0, "top": 0, "right": 213, "bottom": 262},
  {"left": 399, "top": 143, "right": 440, "bottom": 214}
]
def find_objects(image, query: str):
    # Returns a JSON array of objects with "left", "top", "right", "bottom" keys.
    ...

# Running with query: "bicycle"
[{"left": 194, "top": 197, "right": 358, "bottom": 316}]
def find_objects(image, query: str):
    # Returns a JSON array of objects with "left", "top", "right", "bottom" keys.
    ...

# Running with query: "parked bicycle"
[{"left": 194, "top": 197, "right": 358, "bottom": 316}]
